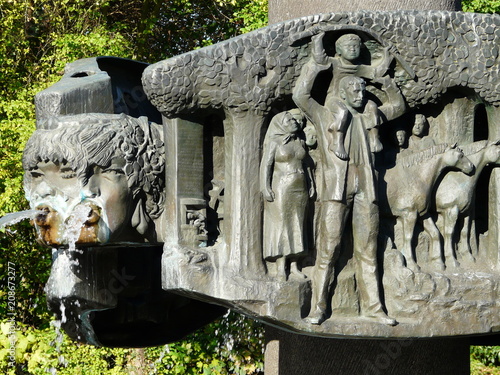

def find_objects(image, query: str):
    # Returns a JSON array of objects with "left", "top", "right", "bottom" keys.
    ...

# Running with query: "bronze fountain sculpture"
[{"left": 21, "top": 11, "right": 500, "bottom": 346}]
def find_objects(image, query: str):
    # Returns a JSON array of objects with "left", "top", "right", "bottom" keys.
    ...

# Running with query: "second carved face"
[{"left": 23, "top": 114, "right": 165, "bottom": 247}]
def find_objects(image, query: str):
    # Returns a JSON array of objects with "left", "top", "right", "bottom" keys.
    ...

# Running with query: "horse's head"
[
  {"left": 444, "top": 144, "right": 475, "bottom": 175},
  {"left": 484, "top": 140, "right": 500, "bottom": 165}
]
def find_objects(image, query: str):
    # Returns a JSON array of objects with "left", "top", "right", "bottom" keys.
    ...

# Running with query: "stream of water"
[
  {"left": 0, "top": 209, "right": 39, "bottom": 230},
  {"left": 63, "top": 204, "right": 92, "bottom": 252},
  {"left": 1, "top": 207, "right": 90, "bottom": 374}
]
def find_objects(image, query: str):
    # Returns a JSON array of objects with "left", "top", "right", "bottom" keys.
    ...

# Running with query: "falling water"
[
  {"left": 47, "top": 204, "right": 91, "bottom": 303},
  {"left": 62, "top": 204, "right": 92, "bottom": 252},
  {"left": 1, "top": 202, "right": 91, "bottom": 374},
  {"left": 47, "top": 308, "right": 68, "bottom": 374},
  {"left": 41, "top": 205, "right": 90, "bottom": 374},
  {"left": 0, "top": 209, "right": 39, "bottom": 230}
]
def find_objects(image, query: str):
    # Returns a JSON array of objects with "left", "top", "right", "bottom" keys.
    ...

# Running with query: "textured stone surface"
[{"left": 144, "top": 11, "right": 500, "bottom": 116}]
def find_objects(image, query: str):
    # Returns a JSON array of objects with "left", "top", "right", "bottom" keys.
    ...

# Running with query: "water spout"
[
  {"left": 0, "top": 209, "right": 39, "bottom": 229},
  {"left": 63, "top": 204, "right": 92, "bottom": 251}
]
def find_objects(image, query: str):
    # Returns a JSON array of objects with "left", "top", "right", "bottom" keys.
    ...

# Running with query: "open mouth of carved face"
[
  {"left": 33, "top": 206, "right": 56, "bottom": 228},
  {"left": 33, "top": 204, "right": 103, "bottom": 247}
]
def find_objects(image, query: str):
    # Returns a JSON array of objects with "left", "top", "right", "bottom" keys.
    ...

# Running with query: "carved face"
[
  {"left": 26, "top": 157, "right": 137, "bottom": 245},
  {"left": 341, "top": 80, "right": 365, "bottom": 109},
  {"left": 29, "top": 161, "right": 79, "bottom": 204},
  {"left": 337, "top": 37, "right": 361, "bottom": 62},
  {"left": 79, "top": 156, "right": 135, "bottom": 243},
  {"left": 27, "top": 161, "right": 89, "bottom": 245},
  {"left": 413, "top": 115, "right": 427, "bottom": 136},
  {"left": 23, "top": 114, "right": 165, "bottom": 247},
  {"left": 395, "top": 130, "right": 406, "bottom": 147},
  {"left": 283, "top": 112, "right": 301, "bottom": 133}
]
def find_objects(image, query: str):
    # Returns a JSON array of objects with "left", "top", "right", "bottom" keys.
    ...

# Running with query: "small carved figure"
[
  {"left": 435, "top": 141, "right": 500, "bottom": 269},
  {"left": 187, "top": 211, "right": 207, "bottom": 236},
  {"left": 395, "top": 129, "right": 407, "bottom": 150},
  {"left": 394, "top": 128, "right": 408, "bottom": 160},
  {"left": 260, "top": 110, "right": 315, "bottom": 281},
  {"left": 207, "top": 179, "right": 224, "bottom": 237},
  {"left": 384, "top": 128, "right": 408, "bottom": 167},
  {"left": 310, "top": 32, "right": 393, "bottom": 160},
  {"left": 23, "top": 113, "right": 165, "bottom": 245},
  {"left": 407, "top": 114, "right": 435, "bottom": 152},
  {"left": 383, "top": 144, "right": 474, "bottom": 271},
  {"left": 293, "top": 51, "right": 405, "bottom": 325}
]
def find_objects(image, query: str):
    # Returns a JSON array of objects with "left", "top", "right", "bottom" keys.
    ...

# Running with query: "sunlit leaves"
[{"left": 462, "top": 0, "right": 500, "bottom": 13}]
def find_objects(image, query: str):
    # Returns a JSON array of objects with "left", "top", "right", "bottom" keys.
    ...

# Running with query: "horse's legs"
[
  {"left": 469, "top": 214, "right": 479, "bottom": 259},
  {"left": 422, "top": 215, "right": 445, "bottom": 271},
  {"left": 401, "top": 211, "right": 420, "bottom": 272},
  {"left": 458, "top": 214, "right": 476, "bottom": 264},
  {"left": 443, "top": 206, "right": 460, "bottom": 269}
]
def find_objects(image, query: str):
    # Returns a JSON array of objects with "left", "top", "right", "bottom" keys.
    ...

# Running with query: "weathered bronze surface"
[
  {"left": 143, "top": 10, "right": 500, "bottom": 338},
  {"left": 24, "top": 11, "right": 500, "bottom": 341}
]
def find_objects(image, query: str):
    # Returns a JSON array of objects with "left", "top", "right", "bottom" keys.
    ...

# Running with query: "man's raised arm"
[{"left": 292, "top": 58, "right": 329, "bottom": 128}]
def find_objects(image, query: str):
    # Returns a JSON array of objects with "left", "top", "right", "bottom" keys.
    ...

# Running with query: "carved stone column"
[
  {"left": 486, "top": 107, "right": 500, "bottom": 267},
  {"left": 223, "top": 111, "right": 266, "bottom": 275},
  {"left": 163, "top": 116, "right": 205, "bottom": 247}
]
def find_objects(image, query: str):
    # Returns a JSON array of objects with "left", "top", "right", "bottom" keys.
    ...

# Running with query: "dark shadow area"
[
  {"left": 97, "top": 56, "right": 162, "bottom": 123},
  {"left": 473, "top": 103, "right": 488, "bottom": 142},
  {"left": 48, "top": 246, "right": 226, "bottom": 348}
]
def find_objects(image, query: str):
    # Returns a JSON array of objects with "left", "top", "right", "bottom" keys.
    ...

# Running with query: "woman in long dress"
[{"left": 260, "top": 110, "right": 315, "bottom": 281}]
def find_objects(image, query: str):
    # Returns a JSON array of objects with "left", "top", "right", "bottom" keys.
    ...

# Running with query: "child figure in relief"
[
  {"left": 260, "top": 110, "right": 315, "bottom": 281},
  {"left": 311, "top": 31, "right": 394, "bottom": 160}
]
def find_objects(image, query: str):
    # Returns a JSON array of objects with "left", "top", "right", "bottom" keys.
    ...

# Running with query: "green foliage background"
[
  {"left": 0, "top": 312, "right": 264, "bottom": 375},
  {"left": 0, "top": 0, "right": 499, "bottom": 374},
  {"left": 462, "top": 0, "right": 500, "bottom": 13},
  {"left": 0, "top": 1, "right": 266, "bottom": 374}
]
